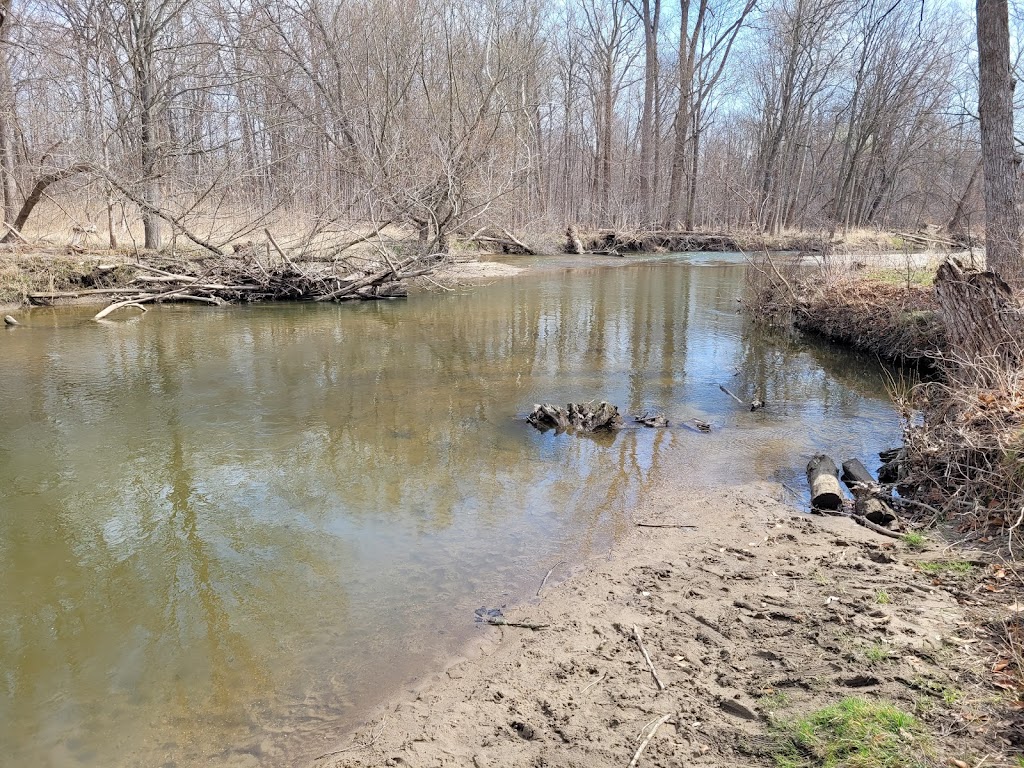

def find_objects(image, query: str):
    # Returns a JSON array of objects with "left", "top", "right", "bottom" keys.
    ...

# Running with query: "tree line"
[{"left": 0, "top": 0, "right": 1015, "bottom": 252}]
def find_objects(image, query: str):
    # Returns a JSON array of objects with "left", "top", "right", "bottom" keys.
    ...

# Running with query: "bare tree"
[{"left": 976, "top": 0, "right": 1023, "bottom": 279}]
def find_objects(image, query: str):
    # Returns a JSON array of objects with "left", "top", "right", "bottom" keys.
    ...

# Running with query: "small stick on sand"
[
  {"left": 632, "top": 624, "right": 665, "bottom": 691},
  {"left": 315, "top": 716, "right": 388, "bottom": 759},
  {"left": 580, "top": 671, "right": 607, "bottom": 696},
  {"left": 850, "top": 514, "right": 903, "bottom": 539},
  {"left": 635, "top": 522, "right": 697, "bottom": 529},
  {"left": 537, "top": 561, "right": 566, "bottom": 597},
  {"left": 627, "top": 713, "right": 672, "bottom": 767},
  {"left": 487, "top": 618, "right": 549, "bottom": 630}
]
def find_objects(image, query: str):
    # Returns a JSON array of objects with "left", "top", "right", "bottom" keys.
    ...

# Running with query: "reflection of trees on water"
[
  {"left": 0, "top": 319, "right": 354, "bottom": 764},
  {"left": 0, "top": 262, "right": 901, "bottom": 768}
]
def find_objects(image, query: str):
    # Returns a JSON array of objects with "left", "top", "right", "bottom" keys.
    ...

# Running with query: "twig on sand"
[
  {"left": 537, "top": 561, "right": 567, "bottom": 597},
  {"left": 632, "top": 624, "right": 665, "bottom": 691},
  {"left": 487, "top": 618, "right": 549, "bottom": 630},
  {"left": 635, "top": 522, "right": 697, "bottom": 530},
  {"left": 315, "top": 716, "right": 388, "bottom": 760},
  {"left": 580, "top": 671, "right": 608, "bottom": 696},
  {"left": 850, "top": 513, "right": 903, "bottom": 539},
  {"left": 627, "top": 713, "right": 673, "bottom": 768}
]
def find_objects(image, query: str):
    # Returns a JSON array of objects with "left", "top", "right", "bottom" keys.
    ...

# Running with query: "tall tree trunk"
[
  {"left": 637, "top": 0, "right": 660, "bottom": 223},
  {"left": 0, "top": 0, "right": 18, "bottom": 228},
  {"left": 976, "top": 0, "right": 1022, "bottom": 281}
]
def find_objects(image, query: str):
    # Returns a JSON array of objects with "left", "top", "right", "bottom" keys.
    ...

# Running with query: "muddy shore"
[{"left": 300, "top": 480, "right": 1013, "bottom": 768}]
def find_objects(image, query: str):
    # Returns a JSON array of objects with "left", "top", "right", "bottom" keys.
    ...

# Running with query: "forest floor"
[{"left": 309, "top": 482, "right": 1022, "bottom": 768}]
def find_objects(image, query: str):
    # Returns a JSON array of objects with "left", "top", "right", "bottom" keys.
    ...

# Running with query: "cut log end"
[{"left": 806, "top": 454, "right": 844, "bottom": 511}]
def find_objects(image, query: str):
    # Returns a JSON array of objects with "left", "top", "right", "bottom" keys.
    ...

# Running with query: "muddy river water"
[{"left": 0, "top": 254, "right": 901, "bottom": 766}]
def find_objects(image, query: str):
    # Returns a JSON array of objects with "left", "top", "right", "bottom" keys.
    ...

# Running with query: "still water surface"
[{"left": 1, "top": 255, "right": 900, "bottom": 767}]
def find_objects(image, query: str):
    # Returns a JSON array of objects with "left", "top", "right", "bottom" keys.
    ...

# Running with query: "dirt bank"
[{"left": 306, "top": 483, "right": 1019, "bottom": 768}]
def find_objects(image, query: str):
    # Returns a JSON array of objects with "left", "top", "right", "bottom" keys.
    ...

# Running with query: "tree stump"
[
  {"left": 528, "top": 402, "right": 624, "bottom": 434},
  {"left": 565, "top": 224, "right": 584, "bottom": 255},
  {"left": 934, "top": 259, "right": 1020, "bottom": 379}
]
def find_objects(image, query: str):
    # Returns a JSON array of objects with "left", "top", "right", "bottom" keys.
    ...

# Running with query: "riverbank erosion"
[{"left": 311, "top": 483, "right": 1019, "bottom": 768}]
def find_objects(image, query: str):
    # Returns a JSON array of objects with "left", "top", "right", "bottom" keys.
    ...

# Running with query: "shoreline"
[{"left": 299, "top": 479, "right": 1009, "bottom": 768}]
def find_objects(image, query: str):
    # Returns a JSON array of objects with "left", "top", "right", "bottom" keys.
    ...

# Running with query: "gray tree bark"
[{"left": 976, "top": 0, "right": 1023, "bottom": 281}]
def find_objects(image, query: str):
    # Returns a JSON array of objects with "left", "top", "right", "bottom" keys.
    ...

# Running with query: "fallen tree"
[{"left": 22, "top": 247, "right": 446, "bottom": 316}]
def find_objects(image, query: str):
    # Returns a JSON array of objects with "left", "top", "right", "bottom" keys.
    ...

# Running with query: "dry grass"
[
  {"left": 895, "top": 349, "right": 1024, "bottom": 553},
  {"left": 744, "top": 252, "right": 945, "bottom": 364}
]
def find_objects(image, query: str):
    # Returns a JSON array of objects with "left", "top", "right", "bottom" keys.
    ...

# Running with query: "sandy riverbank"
[{"left": 301, "top": 481, "right": 1015, "bottom": 768}]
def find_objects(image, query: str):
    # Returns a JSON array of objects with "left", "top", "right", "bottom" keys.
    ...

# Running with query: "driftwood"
[
  {"left": 806, "top": 455, "right": 844, "bottom": 511},
  {"left": 3, "top": 314, "right": 18, "bottom": 326},
  {"left": 632, "top": 624, "right": 665, "bottom": 691},
  {"left": 627, "top": 713, "right": 673, "bottom": 768},
  {"left": 850, "top": 514, "right": 903, "bottom": 539},
  {"left": 720, "top": 384, "right": 765, "bottom": 411},
  {"left": 527, "top": 401, "right": 624, "bottom": 434},
  {"left": 840, "top": 459, "right": 875, "bottom": 491},
  {"left": 841, "top": 459, "right": 899, "bottom": 528},
  {"left": 635, "top": 413, "right": 668, "bottom": 428},
  {"left": 465, "top": 227, "right": 536, "bottom": 255},
  {"left": 69, "top": 248, "right": 444, "bottom": 315}
]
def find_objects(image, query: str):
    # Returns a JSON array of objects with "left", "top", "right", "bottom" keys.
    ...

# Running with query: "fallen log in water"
[
  {"left": 806, "top": 454, "right": 844, "bottom": 511},
  {"left": 635, "top": 413, "right": 668, "bottom": 428},
  {"left": 69, "top": 246, "right": 445, "bottom": 318},
  {"left": 528, "top": 401, "right": 624, "bottom": 434},
  {"left": 841, "top": 459, "right": 898, "bottom": 528}
]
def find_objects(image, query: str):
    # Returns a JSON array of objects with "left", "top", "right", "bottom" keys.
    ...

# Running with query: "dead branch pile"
[
  {"left": 892, "top": 261, "right": 1024, "bottom": 553},
  {"left": 564, "top": 226, "right": 827, "bottom": 256},
  {"left": 25, "top": 249, "right": 446, "bottom": 316},
  {"left": 528, "top": 402, "right": 624, "bottom": 434}
]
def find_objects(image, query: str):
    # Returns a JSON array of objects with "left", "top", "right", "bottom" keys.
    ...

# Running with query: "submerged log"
[
  {"left": 635, "top": 413, "right": 668, "bottom": 428},
  {"left": 3, "top": 314, "right": 18, "bottom": 326},
  {"left": 528, "top": 401, "right": 624, "bottom": 434},
  {"left": 806, "top": 455, "right": 843, "bottom": 511}
]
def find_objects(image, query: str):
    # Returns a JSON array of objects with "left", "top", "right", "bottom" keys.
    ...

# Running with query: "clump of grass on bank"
[
  {"left": 773, "top": 698, "right": 929, "bottom": 768},
  {"left": 902, "top": 532, "right": 928, "bottom": 550},
  {"left": 0, "top": 250, "right": 137, "bottom": 305},
  {"left": 794, "top": 277, "right": 944, "bottom": 366},
  {"left": 917, "top": 560, "right": 973, "bottom": 575}
]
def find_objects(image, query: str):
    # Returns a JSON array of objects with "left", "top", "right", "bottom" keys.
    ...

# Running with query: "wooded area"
[{"left": 0, "top": 0, "right": 1015, "bottom": 255}]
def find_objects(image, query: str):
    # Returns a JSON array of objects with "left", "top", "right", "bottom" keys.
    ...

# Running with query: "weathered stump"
[
  {"left": 528, "top": 401, "right": 624, "bottom": 434},
  {"left": 806, "top": 454, "right": 843, "bottom": 511},
  {"left": 565, "top": 224, "right": 584, "bottom": 255},
  {"left": 934, "top": 259, "right": 1020, "bottom": 379}
]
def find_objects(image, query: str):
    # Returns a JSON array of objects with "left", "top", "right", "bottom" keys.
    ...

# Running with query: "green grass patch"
[
  {"left": 902, "top": 532, "right": 927, "bottom": 550},
  {"left": 864, "top": 268, "right": 935, "bottom": 288},
  {"left": 864, "top": 643, "right": 891, "bottom": 665},
  {"left": 875, "top": 590, "right": 891, "bottom": 605},
  {"left": 774, "top": 697, "right": 929, "bottom": 768},
  {"left": 917, "top": 560, "right": 973, "bottom": 575}
]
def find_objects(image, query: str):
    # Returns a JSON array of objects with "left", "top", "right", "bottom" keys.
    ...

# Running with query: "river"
[{"left": 0, "top": 254, "right": 900, "bottom": 767}]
